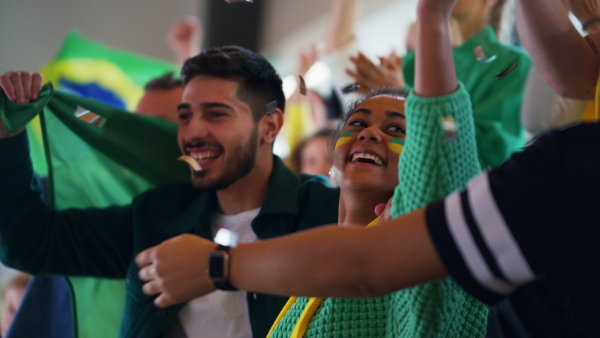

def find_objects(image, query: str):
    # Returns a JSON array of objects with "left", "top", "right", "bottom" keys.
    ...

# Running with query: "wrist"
[
  {"left": 0, "top": 125, "right": 24, "bottom": 139},
  {"left": 208, "top": 244, "right": 238, "bottom": 291}
]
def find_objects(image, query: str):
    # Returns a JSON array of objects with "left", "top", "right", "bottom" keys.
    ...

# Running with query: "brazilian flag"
[{"left": 7, "top": 30, "right": 185, "bottom": 338}]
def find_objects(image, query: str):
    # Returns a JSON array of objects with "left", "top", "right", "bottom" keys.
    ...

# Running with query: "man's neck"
[{"left": 216, "top": 153, "right": 273, "bottom": 215}]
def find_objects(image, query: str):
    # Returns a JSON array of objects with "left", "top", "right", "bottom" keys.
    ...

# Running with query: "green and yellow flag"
[{"left": 5, "top": 30, "right": 183, "bottom": 338}]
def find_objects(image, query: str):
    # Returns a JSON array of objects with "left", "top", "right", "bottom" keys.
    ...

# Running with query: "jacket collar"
[{"left": 165, "top": 155, "right": 300, "bottom": 238}]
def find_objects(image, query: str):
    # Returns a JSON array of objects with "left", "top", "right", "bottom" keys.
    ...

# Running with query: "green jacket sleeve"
[{"left": 0, "top": 132, "right": 134, "bottom": 278}]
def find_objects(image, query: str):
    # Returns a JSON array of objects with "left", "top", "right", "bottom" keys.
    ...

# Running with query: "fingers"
[
  {"left": 350, "top": 53, "right": 378, "bottom": 77},
  {"left": 0, "top": 71, "right": 43, "bottom": 103},
  {"left": 374, "top": 203, "right": 387, "bottom": 217},
  {"left": 31, "top": 73, "right": 42, "bottom": 101},
  {"left": 155, "top": 293, "right": 176, "bottom": 308},
  {"left": 142, "top": 279, "right": 163, "bottom": 297},
  {"left": 21, "top": 73, "right": 31, "bottom": 102},
  {"left": 138, "top": 263, "right": 156, "bottom": 282},
  {"left": 135, "top": 247, "right": 155, "bottom": 268},
  {"left": 0, "top": 73, "right": 16, "bottom": 101}
]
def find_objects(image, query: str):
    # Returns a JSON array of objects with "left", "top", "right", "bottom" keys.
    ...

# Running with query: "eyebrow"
[
  {"left": 349, "top": 108, "right": 405, "bottom": 119},
  {"left": 386, "top": 111, "right": 405, "bottom": 119},
  {"left": 176, "top": 102, "right": 235, "bottom": 111}
]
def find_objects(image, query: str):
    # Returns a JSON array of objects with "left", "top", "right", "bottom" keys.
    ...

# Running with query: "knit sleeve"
[{"left": 391, "top": 83, "right": 481, "bottom": 218}]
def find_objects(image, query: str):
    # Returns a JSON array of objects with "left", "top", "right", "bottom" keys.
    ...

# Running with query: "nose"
[
  {"left": 182, "top": 113, "right": 210, "bottom": 140},
  {"left": 357, "top": 127, "right": 382, "bottom": 143}
]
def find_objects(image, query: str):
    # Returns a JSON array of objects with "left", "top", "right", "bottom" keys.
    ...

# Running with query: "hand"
[
  {"left": 167, "top": 16, "right": 202, "bottom": 65},
  {"left": 569, "top": 0, "right": 600, "bottom": 31},
  {"left": 374, "top": 197, "right": 393, "bottom": 224},
  {"left": 297, "top": 43, "right": 320, "bottom": 77},
  {"left": 346, "top": 51, "right": 405, "bottom": 94},
  {"left": 136, "top": 234, "right": 218, "bottom": 308},
  {"left": 0, "top": 71, "right": 43, "bottom": 138},
  {"left": 0, "top": 71, "right": 43, "bottom": 104}
]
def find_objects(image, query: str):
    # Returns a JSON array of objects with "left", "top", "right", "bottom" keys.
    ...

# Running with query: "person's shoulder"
[
  {"left": 297, "top": 173, "right": 340, "bottom": 196},
  {"left": 298, "top": 173, "right": 335, "bottom": 187},
  {"left": 534, "top": 122, "right": 600, "bottom": 148}
]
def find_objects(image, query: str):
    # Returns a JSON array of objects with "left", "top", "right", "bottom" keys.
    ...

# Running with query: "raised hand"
[
  {"left": 167, "top": 16, "right": 202, "bottom": 66},
  {"left": 297, "top": 43, "right": 320, "bottom": 77},
  {"left": 0, "top": 71, "right": 43, "bottom": 104},
  {"left": 346, "top": 51, "right": 405, "bottom": 94},
  {"left": 0, "top": 71, "right": 43, "bottom": 138},
  {"left": 136, "top": 234, "right": 218, "bottom": 308}
]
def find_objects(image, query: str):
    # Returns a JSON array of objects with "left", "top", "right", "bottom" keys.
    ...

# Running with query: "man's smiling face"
[{"left": 177, "top": 75, "right": 259, "bottom": 190}]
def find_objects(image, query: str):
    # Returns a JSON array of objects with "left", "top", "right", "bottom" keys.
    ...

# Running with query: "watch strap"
[{"left": 212, "top": 244, "right": 238, "bottom": 291}]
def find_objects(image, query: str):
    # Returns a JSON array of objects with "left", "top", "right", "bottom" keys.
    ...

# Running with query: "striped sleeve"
[
  {"left": 426, "top": 172, "right": 540, "bottom": 304},
  {"left": 425, "top": 123, "right": 600, "bottom": 305}
]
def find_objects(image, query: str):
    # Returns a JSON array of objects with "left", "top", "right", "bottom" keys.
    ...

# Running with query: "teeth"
[
  {"left": 190, "top": 152, "right": 220, "bottom": 161},
  {"left": 351, "top": 153, "right": 383, "bottom": 166}
]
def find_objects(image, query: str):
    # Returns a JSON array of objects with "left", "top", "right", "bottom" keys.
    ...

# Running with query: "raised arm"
[
  {"left": 414, "top": 0, "right": 458, "bottom": 97},
  {"left": 324, "top": 0, "right": 359, "bottom": 54},
  {"left": 516, "top": 0, "right": 599, "bottom": 99}
]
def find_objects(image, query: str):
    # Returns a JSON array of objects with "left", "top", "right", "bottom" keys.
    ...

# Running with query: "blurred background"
[{"left": 0, "top": 0, "right": 418, "bottom": 80}]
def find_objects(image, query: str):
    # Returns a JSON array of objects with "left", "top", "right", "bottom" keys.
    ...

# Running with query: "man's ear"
[{"left": 260, "top": 108, "right": 284, "bottom": 144}]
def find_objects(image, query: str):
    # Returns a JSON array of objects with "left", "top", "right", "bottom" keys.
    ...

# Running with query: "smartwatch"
[{"left": 208, "top": 244, "right": 237, "bottom": 291}]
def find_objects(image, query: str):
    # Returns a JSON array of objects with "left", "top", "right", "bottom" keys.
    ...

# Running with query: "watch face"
[{"left": 209, "top": 252, "right": 227, "bottom": 281}]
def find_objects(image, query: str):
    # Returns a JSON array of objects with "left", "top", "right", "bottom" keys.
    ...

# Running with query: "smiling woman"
[{"left": 266, "top": 82, "right": 487, "bottom": 337}]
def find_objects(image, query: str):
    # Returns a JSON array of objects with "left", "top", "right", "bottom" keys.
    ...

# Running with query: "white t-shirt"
[{"left": 166, "top": 208, "right": 260, "bottom": 338}]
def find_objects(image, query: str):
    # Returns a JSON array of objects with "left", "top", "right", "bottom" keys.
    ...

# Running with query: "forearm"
[
  {"left": 325, "top": 0, "right": 358, "bottom": 54},
  {"left": 415, "top": 10, "right": 457, "bottom": 97},
  {"left": 516, "top": 0, "right": 598, "bottom": 99},
  {"left": 229, "top": 208, "right": 447, "bottom": 298}
]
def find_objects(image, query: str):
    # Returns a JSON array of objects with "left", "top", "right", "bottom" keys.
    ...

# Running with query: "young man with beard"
[{"left": 0, "top": 46, "right": 340, "bottom": 338}]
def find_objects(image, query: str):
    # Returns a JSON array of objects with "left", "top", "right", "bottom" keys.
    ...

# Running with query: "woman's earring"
[{"left": 328, "top": 165, "right": 342, "bottom": 187}]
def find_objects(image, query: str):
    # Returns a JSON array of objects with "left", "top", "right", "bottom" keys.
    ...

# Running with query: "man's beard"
[{"left": 192, "top": 126, "right": 258, "bottom": 190}]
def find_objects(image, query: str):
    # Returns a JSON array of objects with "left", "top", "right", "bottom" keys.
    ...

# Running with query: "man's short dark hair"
[
  {"left": 144, "top": 72, "right": 183, "bottom": 91},
  {"left": 181, "top": 46, "right": 285, "bottom": 121}
]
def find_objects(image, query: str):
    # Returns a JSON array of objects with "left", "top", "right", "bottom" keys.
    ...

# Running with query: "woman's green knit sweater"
[{"left": 271, "top": 85, "right": 488, "bottom": 338}]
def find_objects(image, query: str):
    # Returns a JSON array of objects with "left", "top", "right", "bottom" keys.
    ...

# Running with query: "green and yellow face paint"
[
  {"left": 335, "top": 131, "right": 355, "bottom": 149},
  {"left": 388, "top": 137, "right": 405, "bottom": 154}
]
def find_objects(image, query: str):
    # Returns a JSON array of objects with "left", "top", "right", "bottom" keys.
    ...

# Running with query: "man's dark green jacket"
[{"left": 0, "top": 132, "right": 340, "bottom": 337}]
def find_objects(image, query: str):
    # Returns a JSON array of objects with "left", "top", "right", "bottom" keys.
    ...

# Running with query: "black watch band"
[{"left": 209, "top": 244, "right": 237, "bottom": 291}]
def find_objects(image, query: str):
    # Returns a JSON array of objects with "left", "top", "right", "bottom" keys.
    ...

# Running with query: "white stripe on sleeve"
[
  {"left": 445, "top": 190, "right": 515, "bottom": 295},
  {"left": 467, "top": 173, "right": 536, "bottom": 285}
]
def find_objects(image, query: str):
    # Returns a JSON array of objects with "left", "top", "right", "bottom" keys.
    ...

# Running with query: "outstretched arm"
[
  {"left": 136, "top": 208, "right": 446, "bottom": 307},
  {"left": 516, "top": 0, "right": 600, "bottom": 99}
]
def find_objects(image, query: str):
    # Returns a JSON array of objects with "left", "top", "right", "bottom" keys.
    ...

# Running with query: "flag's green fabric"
[
  {"left": 40, "top": 30, "right": 179, "bottom": 111},
  {"left": 18, "top": 30, "right": 181, "bottom": 338},
  {"left": 1, "top": 83, "right": 188, "bottom": 338},
  {"left": 27, "top": 29, "right": 179, "bottom": 178}
]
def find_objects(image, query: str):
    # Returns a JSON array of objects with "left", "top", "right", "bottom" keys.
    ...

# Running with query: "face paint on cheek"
[
  {"left": 335, "top": 132, "right": 355, "bottom": 149},
  {"left": 388, "top": 137, "right": 405, "bottom": 154}
]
